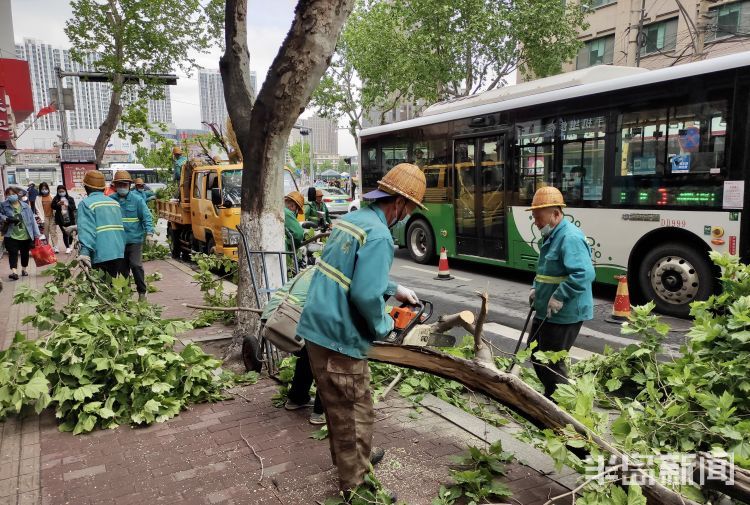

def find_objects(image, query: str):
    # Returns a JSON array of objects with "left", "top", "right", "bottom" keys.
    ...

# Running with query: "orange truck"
[{"left": 157, "top": 163, "right": 299, "bottom": 261}]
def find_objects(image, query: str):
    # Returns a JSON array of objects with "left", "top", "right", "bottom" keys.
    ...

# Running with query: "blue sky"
[{"left": 10, "top": 0, "right": 358, "bottom": 154}]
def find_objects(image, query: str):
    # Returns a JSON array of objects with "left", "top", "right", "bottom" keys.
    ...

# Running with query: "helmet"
[
  {"left": 285, "top": 191, "right": 304, "bottom": 213},
  {"left": 172, "top": 146, "right": 182, "bottom": 155},
  {"left": 527, "top": 186, "right": 566, "bottom": 211},
  {"left": 376, "top": 163, "right": 426, "bottom": 209},
  {"left": 113, "top": 170, "right": 132, "bottom": 183},
  {"left": 82, "top": 171, "right": 106, "bottom": 190},
  {"left": 134, "top": 178, "right": 145, "bottom": 185}
]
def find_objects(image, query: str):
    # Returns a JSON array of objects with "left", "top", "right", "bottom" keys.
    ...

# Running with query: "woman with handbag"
[
  {"left": 50, "top": 185, "right": 76, "bottom": 254},
  {"left": 1, "top": 187, "right": 42, "bottom": 280}
]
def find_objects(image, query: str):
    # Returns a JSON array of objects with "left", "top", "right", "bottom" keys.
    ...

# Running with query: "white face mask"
[{"left": 540, "top": 224, "right": 553, "bottom": 237}]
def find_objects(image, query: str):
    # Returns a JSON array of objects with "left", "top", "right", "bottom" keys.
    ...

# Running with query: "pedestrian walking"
[
  {"left": 297, "top": 163, "right": 425, "bottom": 496},
  {"left": 110, "top": 171, "right": 154, "bottom": 301},
  {"left": 1, "top": 187, "right": 42, "bottom": 280},
  {"left": 527, "top": 186, "right": 595, "bottom": 399},
  {"left": 77, "top": 171, "right": 126, "bottom": 278},
  {"left": 38, "top": 182, "right": 60, "bottom": 253},
  {"left": 51, "top": 185, "right": 77, "bottom": 254},
  {"left": 26, "top": 182, "right": 38, "bottom": 213}
]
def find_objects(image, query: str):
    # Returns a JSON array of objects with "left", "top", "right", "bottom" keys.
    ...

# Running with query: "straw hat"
[
  {"left": 134, "top": 178, "right": 145, "bottom": 185},
  {"left": 172, "top": 146, "right": 183, "bottom": 155},
  {"left": 526, "top": 186, "right": 566, "bottom": 211},
  {"left": 82, "top": 171, "right": 106, "bottom": 190},
  {"left": 376, "top": 163, "right": 426, "bottom": 209},
  {"left": 113, "top": 170, "right": 133, "bottom": 183},
  {"left": 285, "top": 191, "right": 304, "bottom": 212}
]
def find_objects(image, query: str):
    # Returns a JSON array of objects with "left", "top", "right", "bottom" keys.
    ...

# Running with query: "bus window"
[
  {"left": 516, "top": 119, "right": 556, "bottom": 203},
  {"left": 614, "top": 100, "right": 728, "bottom": 207},
  {"left": 361, "top": 145, "right": 380, "bottom": 191},
  {"left": 560, "top": 115, "right": 606, "bottom": 204},
  {"left": 413, "top": 138, "right": 451, "bottom": 202},
  {"left": 381, "top": 143, "right": 408, "bottom": 172}
]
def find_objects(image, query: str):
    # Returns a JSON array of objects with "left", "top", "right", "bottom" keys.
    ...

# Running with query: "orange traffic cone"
[
  {"left": 435, "top": 247, "right": 454, "bottom": 280},
  {"left": 606, "top": 274, "right": 631, "bottom": 323}
]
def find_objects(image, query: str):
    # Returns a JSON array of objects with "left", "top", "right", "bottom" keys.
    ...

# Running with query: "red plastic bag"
[{"left": 30, "top": 238, "right": 57, "bottom": 267}]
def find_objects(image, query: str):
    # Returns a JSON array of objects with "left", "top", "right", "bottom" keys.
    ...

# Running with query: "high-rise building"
[
  {"left": 543, "top": 0, "right": 750, "bottom": 78},
  {"left": 289, "top": 115, "right": 338, "bottom": 155},
  {"left": 198, "top": 68, "right": 227, "bottom": 130},
  {"left": 250, "top": 71, "right": 257, "bottom": 97},
  {"left": 16, "top": 38, "right": 173, "bottom": 131}
]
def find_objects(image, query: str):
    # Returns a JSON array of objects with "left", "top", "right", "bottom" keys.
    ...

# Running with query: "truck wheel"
[
  {"left": 168, "top": 225, "right": 181, "bottom": 259},
  {"left": 205, "top": 236, "right": 216, "bottom": 256},
  {"left": 242, "top": 335, "right": 263, "bottom": 372},
  {"left": 407, "top": 219, "right": 435, "bottom": 264},
  {"left": 636, "top": 242, "right": 714, "bottom": 318}
]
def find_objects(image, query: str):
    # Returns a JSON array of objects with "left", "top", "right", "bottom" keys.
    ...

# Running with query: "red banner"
[
  {"left": 61, "top": 163, "right": 97, "bottom": 202},
  {"left": 0, "top": 87, "right": 11, "bottom": 142}
]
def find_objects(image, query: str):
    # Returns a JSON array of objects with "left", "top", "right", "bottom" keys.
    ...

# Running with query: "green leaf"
[
  {"left": 23, "top": 371, "right": 49, "bottom": 400},
  {"left": 626, "top": 485, "right": 646, "bottom": 505}
]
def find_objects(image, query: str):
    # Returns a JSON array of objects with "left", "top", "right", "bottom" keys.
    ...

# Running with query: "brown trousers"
[{"left": 306, "top": 341, "right": 374, "bottom": 491}]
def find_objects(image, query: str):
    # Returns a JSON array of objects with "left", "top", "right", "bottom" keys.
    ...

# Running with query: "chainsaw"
[{"left": 383, "top": 300, "right": 457, "bottom": 347}]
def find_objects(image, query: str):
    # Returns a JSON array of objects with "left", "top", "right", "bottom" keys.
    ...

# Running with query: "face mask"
[
  {"left": 136, "top": 187, "right": 144, "bottom": 192},
  {"left": 8, "top": 194, "right": 18, "bottom": 203},
  {"left": 41, "top": 189, "right": 50, "bottom": 196},
  {"left": 388, "top": 201, "right": 407, "bottom": 229},
  {"left": 540, "top": 224, "right": 552, "bottom": 237},
  {"left": 21, "top": 196, "right": 28, "bottom": 202},
  {"left": 58, "top": 191, "right": 66, "bottom": 197},
  {"left": 116, "top": 187, "right": 129, "bottom": 196}
]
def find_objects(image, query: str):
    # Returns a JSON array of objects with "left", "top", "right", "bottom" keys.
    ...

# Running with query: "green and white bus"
[{"left": 359, "top": 53, "right": 750, "bottom": 317}]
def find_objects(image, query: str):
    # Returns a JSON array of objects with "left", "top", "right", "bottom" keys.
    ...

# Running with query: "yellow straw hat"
[
  {"left": 285, "top": 191, "right": 304, "bottom": 212},
  {"left": 372, "top": 163, "right": 427, "bottom": 209},
  {"left": 526, "top": 186, "right": 566, "bottom": 211},
  {"left": 113, "top": 170, "right": 133, "bottom": 183},
  {"left": 82, "top": 171, "right": 106, "bottom": 190}
]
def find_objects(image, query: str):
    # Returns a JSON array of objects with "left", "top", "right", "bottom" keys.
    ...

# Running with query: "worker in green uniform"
[
  {"left": 297, "top": 163, "right": 425, "bottom": 497},
  {"left": 77, "top": 170, "right": 126, "bottom": 278},
  {"left": 304, "top": 188, "right": 331, "bottom": 229},
  {"left": 527, "top": 186, "right": 595, "bottom": 399},
  {"left": 284, "top": 191, "right": 305, "bottom": 252}
]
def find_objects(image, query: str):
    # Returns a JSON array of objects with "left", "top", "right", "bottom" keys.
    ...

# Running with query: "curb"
[{"left": 419, "top": 393, "right": 580, "bottom": 491}]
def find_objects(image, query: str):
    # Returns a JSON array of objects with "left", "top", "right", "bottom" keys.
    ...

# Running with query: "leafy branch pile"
[
  {"left": 191, "top": 252, "right": 238, "bottom": 327},
  {"left": 143, "top": 240, "right": 170, "bottom": 261},
  {"left": 0, "top": 261, "right": 251, "bottom": 434}
]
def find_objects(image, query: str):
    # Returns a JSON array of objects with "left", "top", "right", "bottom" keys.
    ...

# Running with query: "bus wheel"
[
  {"left": 407, "top": 220, "right": 435, "bottom": 264},
  {"left": 637, "top": 243, "right": 713, "bottom": 318},
  {"left": 242, "top": 335, "right": 263, "bottom": 372}
]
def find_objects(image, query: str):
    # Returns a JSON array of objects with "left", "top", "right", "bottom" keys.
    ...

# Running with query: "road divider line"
[
  {"left": 483, "top": 322, "right": 597, "bottom": 362},
  {"left": 401, "top": 264, "right": 471, "bottom": 282}
]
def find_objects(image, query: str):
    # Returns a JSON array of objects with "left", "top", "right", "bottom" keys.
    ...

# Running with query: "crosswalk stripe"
[
  {"left": 401, "top": 264, "right": 471, "bottom": 282},
  {"left": 483, "top": 322, "right": 597, "bottom": 362}
]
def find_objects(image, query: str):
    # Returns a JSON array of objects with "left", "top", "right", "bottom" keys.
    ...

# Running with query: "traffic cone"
[
  {"left": 606, "top": 274, "right": 631, "bottom": 323},
  {"left": 435, "top": 247, "right": 454, "bottom": 280}
]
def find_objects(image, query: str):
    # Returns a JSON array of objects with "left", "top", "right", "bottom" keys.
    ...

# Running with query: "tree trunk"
[
  {"left": 367, "top": 344, "right": 700, "bottom": 505},
  {"left": 93, "top": 73, "right": 125, "bottom": 165},
  {"left": 220, "top": 0, "right": 356, "bottom": 363}
]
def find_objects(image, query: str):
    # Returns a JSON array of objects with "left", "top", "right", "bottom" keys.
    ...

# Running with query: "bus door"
[{"left": 453, "top": 135, "right": 507, "bottom": 260}]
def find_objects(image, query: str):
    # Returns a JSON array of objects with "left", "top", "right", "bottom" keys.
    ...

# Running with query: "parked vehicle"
[{"left": 303, "top": 186, "right": 352, "bottom": 214}]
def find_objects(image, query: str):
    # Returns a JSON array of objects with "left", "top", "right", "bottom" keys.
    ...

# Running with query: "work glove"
[
  {"left": 547, "top": 297, "right": 563, "bottom": 318},
  {"left": 395, "top": 285, "right": 419, "bottom": 305},
  {"left": 78, "top": 255, "right": 92, "bottom": 271},
  {"left": 528, "top": 288, "right": 535, "bottom": 307}
]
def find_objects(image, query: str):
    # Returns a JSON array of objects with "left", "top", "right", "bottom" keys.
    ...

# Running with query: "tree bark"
[
  {"left": 367, "top": 344, "right": 700, "bottom": 505},
  {"left": 93, "top": 73, "right": 125, "bottom": 165},
  {"left": 220, "top": 0, "right": 355, "bottom": 363}
]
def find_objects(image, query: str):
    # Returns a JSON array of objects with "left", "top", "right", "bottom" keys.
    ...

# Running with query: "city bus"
[
  {"left": 359, "top": 52, "right": 750, "bottom": 317},
  {"left": 101, "top": 163, "right": 166, "bottom": 191}
]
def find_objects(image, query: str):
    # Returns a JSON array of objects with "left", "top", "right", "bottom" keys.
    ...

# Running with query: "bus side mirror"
[{"left": 211, "top": 188, "right": 222, "bottom": 206}]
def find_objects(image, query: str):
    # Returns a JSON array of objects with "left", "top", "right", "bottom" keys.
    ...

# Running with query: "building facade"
[
  {"left": 198, "top": 68, "right": 227, "bottom": 130},
  {"left": 567, "top": 0, "right": 750, "bottom": 73},
  {"left": 288, "top": 115, "right": 338, "bottom": 155},
  {"left": 16, "top": 38, "right": 173, "bottom": 132}
]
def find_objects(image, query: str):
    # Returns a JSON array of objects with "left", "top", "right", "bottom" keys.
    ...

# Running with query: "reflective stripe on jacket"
[
  {"left": 110, "top": 191, "right": 154, "bottom": 245},
  {"left": 77, "top": 191, "right": 125, "bottom": 264},
  {"left": 297, "top": 206, "right": 398, "bottom": 359},
  {"left": 532, "top": 218, "right": 595, "bottom": 324}
]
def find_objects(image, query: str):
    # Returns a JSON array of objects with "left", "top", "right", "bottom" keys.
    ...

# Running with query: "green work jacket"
[
  {"left": 532, "top": 218, "right": 595, "bottom": 324},
  {"left": 78, "top": 191, "right": 125, "bottom": 264},
  {"left": 111, "top": 191, "right": 154, "bottom": 245},
  {"left": 284, "top": 207, "right": 304, "bottom": 251},
  {"left": 297, "top": 205, "right": 398, "bottom": 359},
  {"left": 304, "top": 201, "right": 330, "bottom": 226},
  {"left": 261, "top": 266, "right": 316, "bottom": 321}
]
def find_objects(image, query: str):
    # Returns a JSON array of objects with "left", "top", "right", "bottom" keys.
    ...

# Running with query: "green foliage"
[
  {"left": 324, "top": 471, "right": 397, "bottom": 505},
  {"left": 0, "top": 261, "right": 237, "bottom": 433},
  {"left": 289, "top": 141, "right": 312, "bottom": 173},
  {"left": 432, "top": 441, "right": 513, "bottom": 505},
  {"left": 191, "top": 253, "right": 238, "bottom": 327},
  {"left": 134, "top": 142, "right": 174, "bottom": 182},
  {"left": 64, "top": 0, "right": 216, "bottom": 157},
  {"left": 143, "top": 241, "right": 170, "bottom": 261}
]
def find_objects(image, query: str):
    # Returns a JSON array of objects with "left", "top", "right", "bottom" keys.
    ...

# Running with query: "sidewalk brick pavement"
[{"left": 0, "top": 256, "right": 572, "bottom": 504}]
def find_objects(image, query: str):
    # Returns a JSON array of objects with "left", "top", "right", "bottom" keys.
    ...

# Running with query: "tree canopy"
[
  {"left": 65, "top": 0, "right": 216, "bottom": 163},
  {"left": 312, "top": 0, "right": 591, "bottom": 143}
]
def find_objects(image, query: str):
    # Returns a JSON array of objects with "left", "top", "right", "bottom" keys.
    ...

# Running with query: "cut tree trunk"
[
  {"left": 220, "top": 0, "right": 356, "bottom": 363},
  {"left": 367, "top": 344, "right": 700, "bottom": 505}
]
